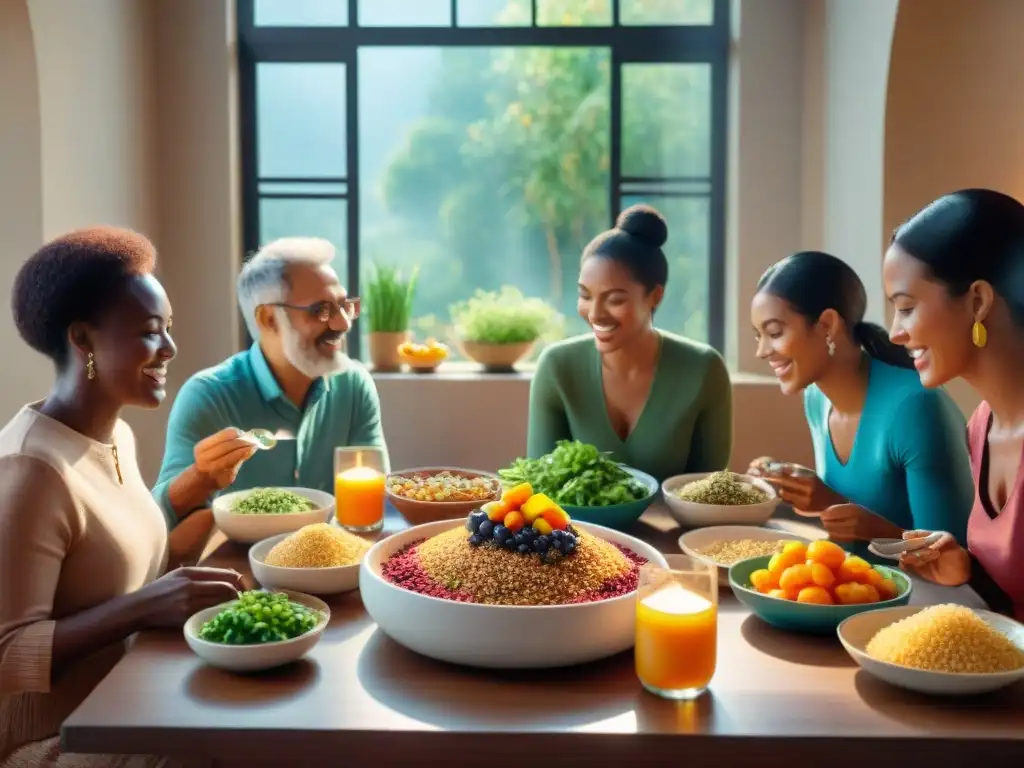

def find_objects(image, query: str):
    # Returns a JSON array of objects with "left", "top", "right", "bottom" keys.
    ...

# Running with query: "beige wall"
[{"left": 883, "top": 0, "right": 1024, "bottom": 415}]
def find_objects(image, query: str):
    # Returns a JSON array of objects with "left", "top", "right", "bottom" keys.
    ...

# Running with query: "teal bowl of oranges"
[{"left": 728, "top": 539, "right": 912, "bottom": 635}]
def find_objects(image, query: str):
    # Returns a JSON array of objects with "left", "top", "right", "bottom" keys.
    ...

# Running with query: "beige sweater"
[{"left": 0, "top": 405, "right": 168, "bottom": 761}]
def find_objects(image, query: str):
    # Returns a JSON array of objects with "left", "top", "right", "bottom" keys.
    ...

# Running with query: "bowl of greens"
[
  {"left": 498, "top": 441, "right": 659, "bottom": 530},
  {"left": 184, "top": 589, "right": 330, "bottom": 672},
  {"left": 450, "top": 286, "right": 562, "bottom": 372},
  {"left": 212, "top": 487, "right": 334, "bottom": 543}
]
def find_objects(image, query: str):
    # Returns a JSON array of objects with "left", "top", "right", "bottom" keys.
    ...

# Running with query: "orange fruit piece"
[
  {"left": 501, "top": 482, "right": 533, "bottom": 509},
  {"left": 750, "top": 568, "right": 777, "bottom": 593},
  {"left": 805, "top": 539, "right": 846, "bottom": 570},
  {"left": 767, "top": 588, "right": 791, "bottom": 600},
  {"left": 809, "top": 562, "right": 835, "bottom": 588},
  {"left": 481, "top": 500, "right": 510, "bottom": 523},
  {"left": 877, "top": 577, "right": 899, "bottom": 601},
  {"left": 796, "top": 586, "right": 834, "bottom": 605},
  {"left": 779, "top": 563, "right": 813, "bottom": 592},
  {"left": 503, "top": 510, "right": 525, "bottom": 533}
]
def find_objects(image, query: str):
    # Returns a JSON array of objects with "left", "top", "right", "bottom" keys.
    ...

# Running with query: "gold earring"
[
  {"left": 826, "top": 335, "right": 836, "bottom": 357},
  {"left": 87, "top": 352, "right": 96, "bottom": 380},
  {"left": 972, "top": 320, "right": 987, "bottom": 349}
]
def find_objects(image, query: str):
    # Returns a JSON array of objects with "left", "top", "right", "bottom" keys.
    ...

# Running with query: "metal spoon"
[
  {"left": 242, "top": 428, "right": 296, "bottom": 451},
  {"left": 868, "top": 531, "right": 947, "bottom": 560}
]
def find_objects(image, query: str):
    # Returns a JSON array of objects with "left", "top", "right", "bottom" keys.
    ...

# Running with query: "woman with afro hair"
[{"left": 0, "top": 226, "right": 238, "bottom": 767}]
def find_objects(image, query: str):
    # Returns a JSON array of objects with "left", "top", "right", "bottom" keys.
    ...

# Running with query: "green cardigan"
[{"left": 526, "top": 331, "right": 732, "bottom": 481}]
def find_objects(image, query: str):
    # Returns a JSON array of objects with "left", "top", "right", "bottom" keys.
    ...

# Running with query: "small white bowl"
[
  {"left": 662, "top": 472, "right": 780, "bottom": 528},
  {"left": 678, "top": 525, "right": 814, "bottom": 587},
  {"left": 359, "top": 519, "right": 668, "bottom": 669},
  {"left": 838, "top": 605, "right": 1024, "bottom": 696},
  {"left": 249, "top": 532, "right": 364, "bottom": 595},
  {"left": 212, "top": 487, "right": 334, "bottom": 543},
  {"left": 183, "top": 589, "right": 330, "bottom": 673}
]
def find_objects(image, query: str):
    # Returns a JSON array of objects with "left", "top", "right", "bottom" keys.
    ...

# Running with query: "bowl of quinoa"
[
  {"left": 679, "top": 525, "right": 818, "bottom": 587},
  {"left": 662, "top": 471, "right": 780, "bottom": 528},
  {"left": 359, "top": 519, "right": 667, "bottom": 668}
]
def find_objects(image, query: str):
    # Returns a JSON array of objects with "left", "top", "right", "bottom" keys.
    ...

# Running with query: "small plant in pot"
[
  {"left": 449, "top": 286, "right": 561, "bottom": 372},
  {"left": 364, "top": 263, "right": 418, "bottom": 371}
]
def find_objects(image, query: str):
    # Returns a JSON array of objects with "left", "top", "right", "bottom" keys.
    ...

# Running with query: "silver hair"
[{"left": 237, "top": 237, "right": 336, "bottom": 340}]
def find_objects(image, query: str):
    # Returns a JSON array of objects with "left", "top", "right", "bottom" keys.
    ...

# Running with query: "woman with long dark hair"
[
  {"left": 888, "top": 189, "right": 1024, "bottom": 619},
  {"left": 748, "top": 251, "right": 973, "bottom": 545}
]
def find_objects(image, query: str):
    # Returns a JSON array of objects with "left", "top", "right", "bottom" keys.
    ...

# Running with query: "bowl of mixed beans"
[{"left": 386, "top": 467, "right": 501, "bottom": 525}]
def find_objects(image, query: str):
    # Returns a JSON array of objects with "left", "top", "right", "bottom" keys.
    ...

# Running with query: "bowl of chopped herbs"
[
  {"left": 212, "top": 487, "right": 335, "bottom": 543},
  {"left": 662, "top": 471, "right": 779, "bottom": 528},
  {"left": 497, "top": 441, "right": 659, "bottom": 530}
]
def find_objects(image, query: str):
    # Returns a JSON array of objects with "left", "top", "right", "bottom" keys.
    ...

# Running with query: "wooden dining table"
[{"left": 60, "top": 503, "right": 1024, "bottom": 767}]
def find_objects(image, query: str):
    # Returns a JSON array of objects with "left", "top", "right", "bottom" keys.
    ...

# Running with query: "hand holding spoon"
[
  {"left": 868, "top": 531, "right": 947, "bottom": 560},
  {"left": 242, "top": 428, "right": 296, "bottom": 451}
]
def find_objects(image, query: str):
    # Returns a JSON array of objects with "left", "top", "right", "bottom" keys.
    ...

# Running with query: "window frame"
[{"left": 237, "top": 0, "right": 731, "bottom": 358}]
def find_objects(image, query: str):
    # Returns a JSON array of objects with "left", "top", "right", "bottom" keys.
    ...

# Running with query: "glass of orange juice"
[
  {"left": 334, "top": 446, "right": 388, "bottom": 533},
  {"left": 635, "top": 556, "right": 718, "bottom": 700}
]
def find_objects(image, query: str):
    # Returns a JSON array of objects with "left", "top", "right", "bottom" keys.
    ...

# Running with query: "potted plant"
[
  {"left": 449, "top": 286, "right": 561, "bottom": 372},
  {"left": 364, "top": 263, "right": 419, "bottom": 371}
]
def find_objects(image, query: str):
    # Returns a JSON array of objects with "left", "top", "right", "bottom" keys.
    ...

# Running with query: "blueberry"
[
  {"left": 478, "top": 520, "right": 494, "bottom": 538},
  {"left": 493, "top": 525, "right": 508, "bottom": 542},
  {"left": 513, "top": 533, "right": 525, "bottom": 546},
  {"left": 468, "top": 534, "right": 484, "bottom": 546},
  {"left": 563, "top": 540, "right": 576, "bottom": 554},
  {"left": 552, "top": 530, "right": 565, "bottom": 541},
  {"left": 550, "top": 538, "right": 563, "bottom": 552},
  {"left": 504, "top": 537, "right": 517, "bottom": 549},
  {"left": 533, "top": 537, "right": 549, "bottom": 553},
  {"left": 467, "top": 510, "right": 487, "bottom": 533},
  {"left": 563, "top": 531, "right": 577, "bottom": 545},
  {"left": 517, "top": 543, "right": 530, "bottom": 554}
]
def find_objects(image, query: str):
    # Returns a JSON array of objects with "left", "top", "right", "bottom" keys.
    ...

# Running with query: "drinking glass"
[
  {"left": 334, "top": 446, "right": 388, "bottom": 532},
  {"left": 635, "top": 556, "right": 718, "bottom": 700}
]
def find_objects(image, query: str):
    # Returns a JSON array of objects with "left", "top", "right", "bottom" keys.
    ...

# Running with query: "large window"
[{"left": 239, "top": 0, "right": 730, "bottom": 360}]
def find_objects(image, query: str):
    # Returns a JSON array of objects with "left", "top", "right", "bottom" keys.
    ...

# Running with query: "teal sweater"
[
  {"left": 527, "top": 331, "right": 732, "bottom": 481},
  {"left": 804, "top": 357, "right": 973, "bottom": 544},
  {"left": 153, "top": 344, "right": 388, "bottom": 526}
]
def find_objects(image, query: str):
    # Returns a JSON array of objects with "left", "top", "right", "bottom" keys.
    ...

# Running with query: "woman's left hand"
[{"left": 819, "top": 503, "right": 904, "bottom": 543}]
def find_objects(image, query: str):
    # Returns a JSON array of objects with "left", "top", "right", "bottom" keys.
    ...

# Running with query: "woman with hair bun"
[
  {"left": 887, "top": 189, "right": 1024, "bottom": 619},
  {"left": 527, "top": 204, "right": 732, "bottom": 481},
  {"left": 748, "top": 250, "right": 973, "bottom": 547}
]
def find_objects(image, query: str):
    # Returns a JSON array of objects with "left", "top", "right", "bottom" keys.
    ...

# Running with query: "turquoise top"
[
  {"left": 804, "top": 357, "right": 973, "bottom": 544},
  {"left": 527, "top": 331, "right": 732, "bottom": 481},
  {"left": 153, "top": 344, "right": 388, "bottom": 525}
]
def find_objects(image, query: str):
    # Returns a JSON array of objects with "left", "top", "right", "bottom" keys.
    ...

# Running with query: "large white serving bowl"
[
  {"left": 662, "top": 472, "right": 779, "bottom": 528},
  {"left": 678, "top": 525, "right": 815, "bottom": 587},
  {"left": 184, "top": 589, "right": 330, "bottom": 673},
  {"left": 838, "top": 605, "right": 1024, "bottom": 696},
  {"left": 212, "top": 487, "right": 334, "bottom": 543},
  {"left": 359, "top": 519, "right": 668, "bottom": 669},
  {"left": 249, "top": 532, "right": 364, "bottom": 595}
]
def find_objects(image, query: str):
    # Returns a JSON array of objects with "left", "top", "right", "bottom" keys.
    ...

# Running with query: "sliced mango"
[
  {"left": 539, "top": 506, "right": 570, "bottom": 531},
  {"left": 533, "top": 518, "right": 554, "bottom": 535},
  {"left": 521, "top": 492, "right": 559, "bottom": 524},
  {"left": 501, "top": 482, "right": 533, "bottom": 509},
  {"left": 503, "top": 510, "right": 525, "bottom": 533},
  {"left": 481, "top": 500, "right": 510, "bottom": 524}
]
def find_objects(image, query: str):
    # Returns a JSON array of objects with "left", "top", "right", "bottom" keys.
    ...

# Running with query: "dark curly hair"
[
  {"left": 12, "top": 226, "right": 157, "bottom": 366},
  {"left": 582, "top": 204, "right": 670, "bottom": 293}
]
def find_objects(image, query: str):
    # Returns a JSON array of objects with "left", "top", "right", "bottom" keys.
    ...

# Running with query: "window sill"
[{"left": 369, "top": 362, "right": 778, "bottom": 386}]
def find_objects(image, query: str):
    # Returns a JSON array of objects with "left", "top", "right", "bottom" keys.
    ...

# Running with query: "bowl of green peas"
[
  {"left": 184, "top": 589, "right": 330, "bottom": 672},
  {"left": 212, "top": 487, "right": 335, "bottom": 543}
]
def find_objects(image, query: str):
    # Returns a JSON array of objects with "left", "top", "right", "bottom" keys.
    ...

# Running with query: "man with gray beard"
[{"left": 152, "top": 237, "right": 388, "bottom": 528}]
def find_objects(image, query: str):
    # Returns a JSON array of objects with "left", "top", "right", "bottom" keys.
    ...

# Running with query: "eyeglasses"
[{"left": 270, "top": 298, "right": 361, "bottom": 324}]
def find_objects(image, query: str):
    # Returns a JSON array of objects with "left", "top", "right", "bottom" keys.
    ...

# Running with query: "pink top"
[{"left": 966, "top": 401, "right": 1024, "bottom": 621}]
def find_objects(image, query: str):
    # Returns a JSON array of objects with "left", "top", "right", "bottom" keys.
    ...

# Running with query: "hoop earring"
[
  {"left": 972, "top": 320, "right": 987, "bottom": 349},
  {"left": 826, "top": 335, "right": 836, "bottom": 357},
  {"left": 87, "top": 352, "right": 96, "bottom": 380}
]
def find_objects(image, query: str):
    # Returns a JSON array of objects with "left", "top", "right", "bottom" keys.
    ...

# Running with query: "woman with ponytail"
[
  {"left": 747, "top": 250, "right": 973, "bottom": 547},
  {"left": 886, "top": 189, "right": 1024, "bottom": 620}
]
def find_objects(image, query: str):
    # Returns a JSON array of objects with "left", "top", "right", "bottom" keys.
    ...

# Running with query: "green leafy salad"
[
  {"left": 231, "top": 488, "right": 317, "bottom": 515},
  {"left": 498, "top": 440, "right": 650, "bottom": 507},
  {"left": 198, "top": 591, "right": 320, "bottom": 645}
]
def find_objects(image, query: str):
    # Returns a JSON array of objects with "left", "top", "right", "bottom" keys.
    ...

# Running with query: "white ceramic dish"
[
  {"left": 678, "top": 525, "right": 814, "bottom": 587},
  {"left": 359, "top": 519, "right": 668, "bottom": 669},
  {"left": 249, "top": 532, "right": 364, "bottom": 595},
  {"left": 212, "top": 487, "right": 334, "bottom": 543},
  {"left": 184, "top": 589, "right": 330, "bottom": 672},
  {"left": 838, "top": 605, "right": 1024, "bottom": 696},
  {"left": 662, "top": 472, "right": 780, "bottom": 528}
]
